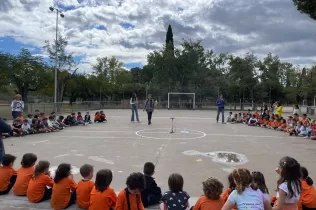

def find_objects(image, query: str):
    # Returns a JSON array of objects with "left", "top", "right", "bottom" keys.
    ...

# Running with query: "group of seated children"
[
  {"left": 2, "top": 110, "right": 107, "bottom": 137},
  {"left": 226, "top": 110, "right": 316, "bottom": 140},
  {"left": 1, "top": 153, "right": 316, "bottom": 210}
]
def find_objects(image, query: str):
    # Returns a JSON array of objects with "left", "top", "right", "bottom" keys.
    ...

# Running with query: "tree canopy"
[
  {"left": 0, "top": 24, "right": 314, "bottom": 105},
  {"left": 293, "top": 0, "right": 316, "bottom": 20}
]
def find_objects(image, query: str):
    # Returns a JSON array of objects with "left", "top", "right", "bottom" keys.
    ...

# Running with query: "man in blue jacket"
[
  {"left": 0, "top": 117, "right": 12, "bottom": 164},
  {"left": 216, "top": 94, "right": 226, "bottom": 124}
]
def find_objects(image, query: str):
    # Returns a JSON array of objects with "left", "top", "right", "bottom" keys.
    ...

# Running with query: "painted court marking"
[
  {"left": 88, "top": 156, "right": 115, "bottom": 165},
  {"left": 135, "top": 128, "right": 206, "bottom": 140},
  {"left": 49, "top": 165, "right": 80, "bottom": 178}
]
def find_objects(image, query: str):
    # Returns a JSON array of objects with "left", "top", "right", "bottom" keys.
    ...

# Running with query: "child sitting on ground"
[
  {"left": 116, "top": 172, "right": 145, "bottom": 210},
  {"left": 0, "top": 154, "right": 17, "bottom": 195},
  {"left": 77, "top": 164, "right": 94, "bottom": 209},
  {"left": 63, "top": 115, "right": 73, "bottom": 126},
  {"left": 100, "top": 111, "right": 107, "bottom": 122},
  {"left": 161, "top": 173, "right": 190, "bottom": 210},
  {"left": 77, "top": 112, "right": 87, "bottom": 125},
  {"left": 221, "top": 173, "right": 236, "bottom": 210},
  {"left": 251, "top": 171, "right": 270, "bottom": 203},
  {"left": 226, "top": 112, "right": 233, "bottom": 123},
  {"left": 90, "top": 169, "right": 117, "bottom": 210},
  {"left": 272, "top": 156, "right": 301, "bottom": 210},
  {"left": 84, "top": 112, "right": 92, "bottom": 124},
  {"left": 12, "top": 119, "right": 23, "bottom": 136},
  {"left": 301, "top": 121, "right": 311, "bottom": 137},
  {"left": 237, "top": 113, "right": 242, "bottom": 123},
  {"left": 221, "top": 168, "right": 270, "bottom": 210},
  {"left": 141, "top": 162, "right": 162, "bottom": 207},
  {"left": 94, "top": 112, "right": 100, "bottom": 123},
  {"left": 12, "top": 153, "right": 37, "bottom": 196},
  {"left": 51, "top": 163, "right": 77, "bottom": 209},
  {"left": 27, "top": 161, "right": 54, "bottom": 203},
  {"left": 192, "top": 177, "right": 225, "bottom": 210},
  {"left": 26, "top": 114, "right": 33, "bottom": 125},
  {"left": 299, "top": 167, "right": 316, "bottom": 210},
  {"left": 22, "top": 119, "right": 32, "bottom": 135},
  {"left": 248, "top": 114, "right": 257, "bottom": 126},
  {"left": 277, "top": 119, "right": 287, "bottom": 131}
]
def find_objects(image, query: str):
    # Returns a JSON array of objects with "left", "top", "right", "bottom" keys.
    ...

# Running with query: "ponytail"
[
  {"left": 301, "top": 166, "right": 313, "bottom": 186},
  {"left": 33, "top": 160, "right": 50, "bottom": 179}
]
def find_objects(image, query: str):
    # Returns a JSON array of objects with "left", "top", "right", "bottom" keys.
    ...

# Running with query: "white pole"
[
  {"left": 54, "top": 9, "right": 59, "bottom": 113},
  {"left": 314, "top": 96, "right": 315, "bottom": 107}
]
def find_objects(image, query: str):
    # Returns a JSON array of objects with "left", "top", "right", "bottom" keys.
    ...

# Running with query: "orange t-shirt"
[
  {"left": 0, "top": 166, "right": 17, "bottom": 192},
  {"left": 13, "top": 166, "right": 34, "bottom": 195},
  {"left": 280, "top": 123, "right": 287, "bottom": 129},
  {"left": 115, "top": 189, "right": 144, "bottom": 210},
  {"left": 51, "top": 177, "right": 77, "bottom": 210},
  {"left": 298, "top": 180, "right": 316, "bottom": 210},
  {"left": 94, "top": 114, "right": 100, "bottom": 121},
  {"left": 27, "top": 174, "right": 54, "bottom": 203},
  {"left": 254, "top": 112, "right": 260, "bottom": 118},
  {"left": 192, "top": 195, "right": 224, "bottom": 210},
  {"left": 76, "top": 180, "right": 94, "bottom": 209},
  {"left": 89, "top": 186, "right": 117, "bottom": 210}
]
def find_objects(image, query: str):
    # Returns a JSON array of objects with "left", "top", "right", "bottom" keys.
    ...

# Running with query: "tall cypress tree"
[{"left": 165, "top": 24, "right": 174, "bottom": 51}]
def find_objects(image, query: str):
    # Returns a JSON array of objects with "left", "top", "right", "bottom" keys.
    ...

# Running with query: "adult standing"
[
  {"left": 11, "top": 94, "right": 24, "bottom": 119},
  {"left": 0, "top": 118, "right": 12, "bottom": 164},
  {"left": 143, "top": 94, "right": 154, "bottom": 125},
  {"left": 261, "top": 102, "right": 268, "bottom": 119},
  {"left": 216, "top": 94, "right": 225, "bottom": 124},
  {"left": 272, "top": 101, "right": 278, "bottom": 115},
  {"left": 275, "top": 103, "right": 283, "bottom": 117},
  {"left": 130, "top": 92, "right": 140, "bottom": 122}
]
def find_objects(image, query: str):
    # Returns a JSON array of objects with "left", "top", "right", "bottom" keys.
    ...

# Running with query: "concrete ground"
[{"left": 1, "top": 109, "right": 316, "bottom": 210}]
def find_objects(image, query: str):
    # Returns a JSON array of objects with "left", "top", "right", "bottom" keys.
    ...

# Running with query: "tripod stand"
[{"left": 170, "top": 117, "right": 176, "bottom": 133}]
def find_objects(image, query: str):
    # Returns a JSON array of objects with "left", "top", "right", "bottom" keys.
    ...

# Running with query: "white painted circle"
[
  {"left": 135, "top": 128, "right": 206, "bottom": 140},
  {"left": 49, "top": 165, "right": 80, "bottom": 179}
]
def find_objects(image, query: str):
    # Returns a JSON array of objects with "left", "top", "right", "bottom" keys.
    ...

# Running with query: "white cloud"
[{"left": 0, "top": 0, "right": 316, "bottom": 73}]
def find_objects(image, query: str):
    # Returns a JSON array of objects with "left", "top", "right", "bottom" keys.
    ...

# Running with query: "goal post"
[{"left": 168, "top": 92, "right": 195, "bottom": 110}]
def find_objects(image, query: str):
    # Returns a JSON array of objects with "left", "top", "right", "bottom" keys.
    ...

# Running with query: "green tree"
[
  {"left": 1, "top": 49, "right": 49, "bottom": 102},
  {"left": 43, "top": 34, "right": 78, "bottom": 102},
  {"left": 293, "top": 0, "right": 316, "bottom": 20},
  {"left": 166, "top": 24, "right": 174, "bottom": 52}
]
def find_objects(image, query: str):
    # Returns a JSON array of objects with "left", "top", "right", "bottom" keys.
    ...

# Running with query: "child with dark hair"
[
  {"left": 161, "top": 173, "right": 190, "bottom": 210},
  {"left": 77, "top": 164, "right": 94, "bottom": 209},
  {"left": 222, "top": 168, "right": 271, "bottom": 210},
  {"left": 27, "top": 160, "right": 54, "bottom": 203},
  {"left": 84, "top": 112, "right": 92, "bottom": 124},
  {"left": 71, "top": 112, "right": 85, "bottom": 125},
  {"left": 77, "top": 112, "right": 88, "bottom": 125},
  {"left": 63, "top": 115, "right": 73, "bottom": 126},
  {"left": 51, "top": 163, "right": 77, "bottom": 209},
  {"left": 221, "top": 173, "right": 236, "bottom": 203},
  {"left": 272, "top": 156, "right": 301, "bottom": 210},
  {"left": 252, "top": 171, "right": 270, "bottom": 202},
  {"left": 237, "top": 113, "right": 242, "bottom": 123},
  {"left": 116, "top": 172, "right": 145, "bottom": 210},
  {"left": 100, "top": 111, "right": 107, "bottom": 122},
  {"left": 0, "top": 154, "right": 17, "bottom": 195},
  {"left": 248, "top": 114, "right": 258, "bottom": 126},
  {"left": 226, "top": 112, "right": 233, "bottom": 123},
  {"left": 90, "top": 169, "right": 117, "bottom": 210},
  {"left": 13, "top": 153, "right": 37, "bottom": 196},
  {"left": 94, "top": 112, "right": 100, "bottom": 123},
  {"left": 299, "top": 167, "right": 316, "bottom": 210},
  {"left": 11, "top": 119, "right": 23, "bottom": 136},
  {"left": 141, "top": 162, "right": 162, "bottom": 207},
  {"left": 26, "top": 114, "right": 33, "bottom": 125},
  {"left": 21, "top": 119, "right": 32, "bottom": 135},
  {"left": 192, "top": 177, "right": 224, "bottom": 210}
]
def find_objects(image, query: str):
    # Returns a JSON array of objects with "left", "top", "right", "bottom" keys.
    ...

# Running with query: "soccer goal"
[{"left": 167, "top": 92, "right": 195, "bottom": 110}]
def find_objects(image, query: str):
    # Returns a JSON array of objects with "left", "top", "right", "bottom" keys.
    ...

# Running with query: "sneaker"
[
  {"left": 222, "top": 122, "right": 226, "bottom": 124},
  {"left": 304, "top": 136, "right": 310, "bottom": 139}
]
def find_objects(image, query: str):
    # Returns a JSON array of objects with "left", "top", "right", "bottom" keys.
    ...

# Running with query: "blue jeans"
[
  {"left": 216, "top": 108, "right": 224, "bottom": 123},
  {"left": 131, "top": 104, "right": 139, "bottom": 121},
  {"left": 0, "top": 138, "right": 4, "bottom": 164},
  {"left": 12, "top": 111, "right": 19, "bottom": 119}
]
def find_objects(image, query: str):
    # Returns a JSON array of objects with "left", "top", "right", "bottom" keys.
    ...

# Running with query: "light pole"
[{"left": 49, "top": 6, "right": 64, "bottom": 112}]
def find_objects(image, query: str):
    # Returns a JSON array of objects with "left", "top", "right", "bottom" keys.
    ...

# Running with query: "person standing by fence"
[
  {"left": 216, "top": 94, "right": 225, "bottom": 124},
  {"left": 144, "top": 94, "right": 154, "bottom": 125},
  {"left": 11, "top": 94, "right": 24, "bottom": 120},
  {"left": 130, "top": 93, "right": 140, "bottom": 122},
  {"left": 0, "top": 118, "right": 12, "bottom": 164}
]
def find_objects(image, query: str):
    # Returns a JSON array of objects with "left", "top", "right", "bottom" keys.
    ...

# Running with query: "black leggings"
[
  {"left": 147, "top": 112, "right": 153, "bottom": 122},
  {"left": 65, "top": 191, "right": 76, "bottom": 209},
  {"left": 37, "top": 187, "right": 52, "bottom": 203},
  {"left": 302, "top": 205, "right": 316, "bottom": 210},
  {"left": 0, "top": 175, "right": 17, "bottom": 195}
]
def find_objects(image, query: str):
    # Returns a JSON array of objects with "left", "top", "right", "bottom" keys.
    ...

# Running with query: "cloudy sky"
[{"left": 0, "top": 0, "right": 315, "bottom": 72}]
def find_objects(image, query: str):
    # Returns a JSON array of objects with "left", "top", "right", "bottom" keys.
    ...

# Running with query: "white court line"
[
  {"left": 108, "top": 116, "right": 216, "bottom": 120},
  {"left": 139, "top": 132, "right": 202, "bottom": 135},
  {"left": 53, "top": 136, "right": 141, "bottom": 139},
  {"left": 62, "top": 130, "right": 131, "bottom": 133},
  {"left": 30, "top": 140, "right": 49, "bottom": 144},
  {"left": 205, "top": 133, "right": 296, "bottom": 139}
]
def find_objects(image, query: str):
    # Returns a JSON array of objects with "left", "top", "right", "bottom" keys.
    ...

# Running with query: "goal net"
[{"left": 167, "top": 92, "right": 195, "bottom": 110}]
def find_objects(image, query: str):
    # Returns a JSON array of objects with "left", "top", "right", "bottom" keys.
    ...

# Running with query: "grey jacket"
[{"left": 144, "top": 99, "right": 154, "bottom": 112}]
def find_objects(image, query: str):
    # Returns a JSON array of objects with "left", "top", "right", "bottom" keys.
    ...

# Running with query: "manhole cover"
[{"left": 182, "top": 150, "right": 248, "bottom": 166}]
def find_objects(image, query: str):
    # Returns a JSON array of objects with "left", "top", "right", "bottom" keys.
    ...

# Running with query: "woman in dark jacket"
[{"left": 0, "top": 118, "right": 12, "bottom": 164}]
